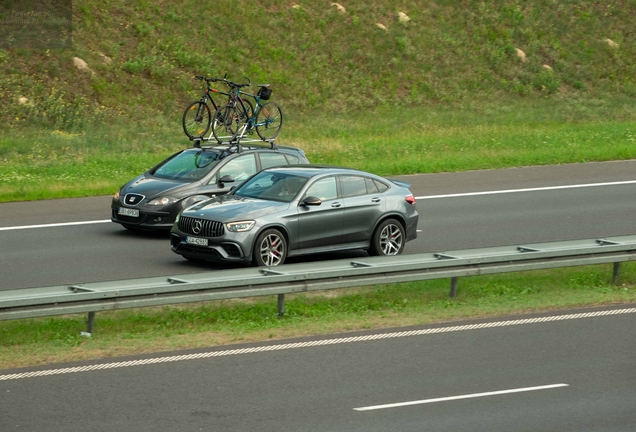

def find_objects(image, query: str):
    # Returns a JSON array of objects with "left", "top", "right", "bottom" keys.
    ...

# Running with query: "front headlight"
[
  {"left": 226, "top": 220, "right": 255, "bottom": 232},
  {"left": 113, "top": 189, "right": 120, "bottom": 200},
  {"left": 148, "top": 196, "right": 179, "bottom": 206}
]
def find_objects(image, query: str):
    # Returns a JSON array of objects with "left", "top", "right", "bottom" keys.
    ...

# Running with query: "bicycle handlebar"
[
  {"left": 222, "top": 76, "right": 251, "bottom": 88},
  {"left": 193, "top": 74, "right": 253, "bottom": 89}
]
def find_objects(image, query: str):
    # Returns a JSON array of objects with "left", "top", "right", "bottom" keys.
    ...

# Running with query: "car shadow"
[{"left": 109, "top": 227, "right": 172, "bottom": 240}]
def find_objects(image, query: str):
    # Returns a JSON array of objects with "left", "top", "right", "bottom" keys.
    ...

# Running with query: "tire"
[
  {"left": 182, "top": 101, "right": 212, "bottom": 139},
  {"left": 252, "top": 229, "right": 287, "bottom": 266},
  {"left": 212, "top": 104, "right": 245, "bottom": 143},
  {"left": 369, "top": 219, "right": 405, "bottom": 256},
  {"left": 255, "top": 102, "right": 283, "bottom": 141}
]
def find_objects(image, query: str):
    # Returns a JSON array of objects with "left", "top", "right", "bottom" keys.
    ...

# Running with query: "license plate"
[
  {"left": 118, "top": 207, "right": 139, "bottom": 217},
  {"left": 186, "top": 236, "right": 208, "bottom": 246}
]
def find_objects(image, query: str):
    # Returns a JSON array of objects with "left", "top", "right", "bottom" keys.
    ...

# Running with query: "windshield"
[
  {"left": 152, "top": 149, "right": 225, "bottom": 180},
  {"left": 235, "top": 171, "right": 308, "bottom": 203}
]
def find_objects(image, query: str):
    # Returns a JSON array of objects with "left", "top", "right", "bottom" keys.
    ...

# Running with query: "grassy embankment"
[{"left": 1, "top": 1, "right": 636, "bottom": 368}]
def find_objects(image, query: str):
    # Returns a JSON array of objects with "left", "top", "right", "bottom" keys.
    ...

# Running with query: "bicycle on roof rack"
[
  {"left": 211, "top": 76, "right": 283, "bottom": 146},
  {"left": 182, "top": 75, "right": 245, "bottom": 140}
]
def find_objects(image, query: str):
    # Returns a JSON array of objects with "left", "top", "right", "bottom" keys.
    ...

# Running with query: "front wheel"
[
  {"left": 182, "top": 101, "right": 211, "bottom": 139},
  {"left": 255, "top": 102, "right": 283, "bottom": 141},
  {"left": 369, "top": 219, "right": 405, "bottom": 256},
  {"left": 253, "top": 229, "right": 287, "bottom": 266}
]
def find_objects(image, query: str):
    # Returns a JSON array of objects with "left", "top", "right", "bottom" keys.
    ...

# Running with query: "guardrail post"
[
  {"left": 612, "top": 262, "right": 621, "bottom": 284},
  {"left": 277, "top": 294, "right": 285, "bottom": 318},
  {"left": 81, "top": 311, "right": 96, "bottom": 337},
  {"left": 449, "top": 277, "right": 459, "bottom": 298}
]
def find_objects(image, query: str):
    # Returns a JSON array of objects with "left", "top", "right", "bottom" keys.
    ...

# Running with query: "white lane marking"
[
  {"left": 0, "top": 220, "right": 112, "bottom": 231},
  {"left": 1, "top": 180, "right": 634, "bottom": 231},
  {"left": 416, "top": 179, "right": 636, "bottom": 200},
  {"left": 353, "top": 383, "right": 569, "bottom": 411},
  {"left": 2, "top": 307, "right": 635, "bottom": 381}
]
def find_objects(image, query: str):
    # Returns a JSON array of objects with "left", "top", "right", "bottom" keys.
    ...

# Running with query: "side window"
[
  {"left": 305, "top": 176, "right": 338, "bottom": 201},
  {"left": 340, "top": 175, "right": 368, "bottom": 198},
  {"left": 365, "top": 177, "right": 380, "bottom": 194},
  {"left": 260, "top": 152, "right": 289, "bottom": 170},
  {"left": 284, "top": 153, "right": 300, "bottom": 164},
  {"left": 218, "top": 155, "right": 257, "bottom": 181},
  {"left": 373, "top": 179, "right": 389, "bottom": 193}
]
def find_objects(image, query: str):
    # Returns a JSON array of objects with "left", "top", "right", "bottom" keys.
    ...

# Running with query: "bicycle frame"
[
  {"left": 207, "top": 77, "right": 281, "bottom": 146},
  {"left": 236, "top": 89, "right": 274, "bottom": 132},
  {"left": 202, "top": 82, "right": 231, "bottom": 112}
]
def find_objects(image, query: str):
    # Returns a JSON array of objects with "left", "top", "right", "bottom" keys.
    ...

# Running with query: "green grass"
[
  {"left": 2, "top": 97, "right": 636, "bottom": 202},
  {"left": 2, "top": 264, "right": 635, "bottom": 369}
]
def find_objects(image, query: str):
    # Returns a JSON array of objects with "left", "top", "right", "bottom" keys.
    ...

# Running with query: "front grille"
[
  {"left": 124, "top": 193, "right": 145, "bottom": 206},
  {"left": 178, "top": 216, "right": 225, "bottom": 237},
  {"left": 179, "top": 245, "right": 223, "bottom": 259}
]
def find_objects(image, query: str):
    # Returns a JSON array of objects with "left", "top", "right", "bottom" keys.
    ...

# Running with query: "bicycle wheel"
[
  {"left": 182, "top": 101, "right": 212, "bottom": 139},
  {"left": 255, "top": 102, "right": 283, "bottom": 141},
  {"left": 212, "top": 104, "right": 245, "bottom": 143}
]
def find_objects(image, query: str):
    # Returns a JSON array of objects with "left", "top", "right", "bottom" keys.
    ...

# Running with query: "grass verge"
[
  {"left": 2, "top": 97, "right": 636, "bottom": 202},
  {"left": 2, "top": 263, "right": 635, "bottom": 370}
]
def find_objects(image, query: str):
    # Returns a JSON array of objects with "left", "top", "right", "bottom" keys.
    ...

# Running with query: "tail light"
[{"left": 405, "top": 194, "right": 416, "bottom": 205}]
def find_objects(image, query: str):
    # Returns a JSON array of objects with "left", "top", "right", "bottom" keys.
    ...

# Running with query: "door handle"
[
  {"left": 331, "top": 202, "right": 342, "bottom": 208},
  {"left": 371, "top": 197, "right": 381, "bottom": 203}
]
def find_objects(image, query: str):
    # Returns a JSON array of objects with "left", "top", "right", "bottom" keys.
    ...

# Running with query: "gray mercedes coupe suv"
[{"left": 170, "top": 165, "right": 419, "bottom": 266}]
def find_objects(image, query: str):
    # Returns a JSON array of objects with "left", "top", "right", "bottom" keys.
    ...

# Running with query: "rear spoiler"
[{"left": 388, "top": 179, "right": 411, "bottom": 189}]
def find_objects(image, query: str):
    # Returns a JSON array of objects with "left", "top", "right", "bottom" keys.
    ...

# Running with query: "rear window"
[{"left": 260, "top": 152, "right": 290, "bottom": 170}]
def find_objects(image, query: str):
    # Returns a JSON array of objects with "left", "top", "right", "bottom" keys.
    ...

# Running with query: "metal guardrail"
[{"left": 2, "top": 235, "right": 636, "bottom": 334}]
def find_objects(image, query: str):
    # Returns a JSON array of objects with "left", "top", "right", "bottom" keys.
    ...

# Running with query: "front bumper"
[
  {"left": 111, "top": 200, "right": 177, "bottom": 230},
  {"left": 170, "top": 230, "right": 254, "bottom": 263}
]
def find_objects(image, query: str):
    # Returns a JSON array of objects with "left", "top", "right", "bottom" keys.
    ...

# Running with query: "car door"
[
  {"left": 339, "top": 175, "right": 386, "bottom": 244},
  {"left": 296, "top": 175, "right": 344, "bottom": 251}
]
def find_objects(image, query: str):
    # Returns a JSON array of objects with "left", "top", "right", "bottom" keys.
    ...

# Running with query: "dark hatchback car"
[
  {"left": 111, "top": 143, "right": 309, "bottom": 231},
  {"left": 170, "top": 165, "right": 419, "bottom": 266}
]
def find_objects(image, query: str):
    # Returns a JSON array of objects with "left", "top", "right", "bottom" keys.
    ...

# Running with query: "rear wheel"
[
  {"left": 369, "top": 219, "right": 405, "bottom": 256},
  {"left": 182, "top": 101, "right": 211, "bottom": 139},
  {"left": 212, "top": 104, "right": 245, "bottom": 143},
  {"left": 253, "top": 229, "right": 287, "bottom": 266},
  {"left": 255, "top": 102, "right": 283, "bottom": 140}
]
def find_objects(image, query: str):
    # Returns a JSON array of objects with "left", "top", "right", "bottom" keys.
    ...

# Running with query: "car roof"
[{"left": 263, "top": 164, "right": 372, "bottom": 178}]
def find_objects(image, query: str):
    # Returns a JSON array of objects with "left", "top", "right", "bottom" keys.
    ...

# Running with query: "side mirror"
[
  {"left": 218, "top": 174, "right": 235, "bottom": 188},
  {"left": 301, "top": 196, "right": 322, "bottom": 206}
]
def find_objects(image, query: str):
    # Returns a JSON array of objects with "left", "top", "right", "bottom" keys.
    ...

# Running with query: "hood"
[
  {"left": 184, "top": 194, "right": 289, "bottom": 220},
  {"left": 122, "top": 174, "right": 199, "bottom": 199}
]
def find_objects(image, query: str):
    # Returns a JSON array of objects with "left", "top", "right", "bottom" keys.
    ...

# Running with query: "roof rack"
[{"left": 191, "top": 136, "right": 277, "bottom": 153}]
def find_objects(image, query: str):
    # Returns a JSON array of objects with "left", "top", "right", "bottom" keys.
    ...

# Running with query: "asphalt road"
[
  {"left": 2, "top": 161, "right": 636, "bottom": 431},
  {"left": 1, "top": 160, "right": 635, "bottom": 291},
  {"left": 2, "top": 305, "right": 635, "bottom": 431}
]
